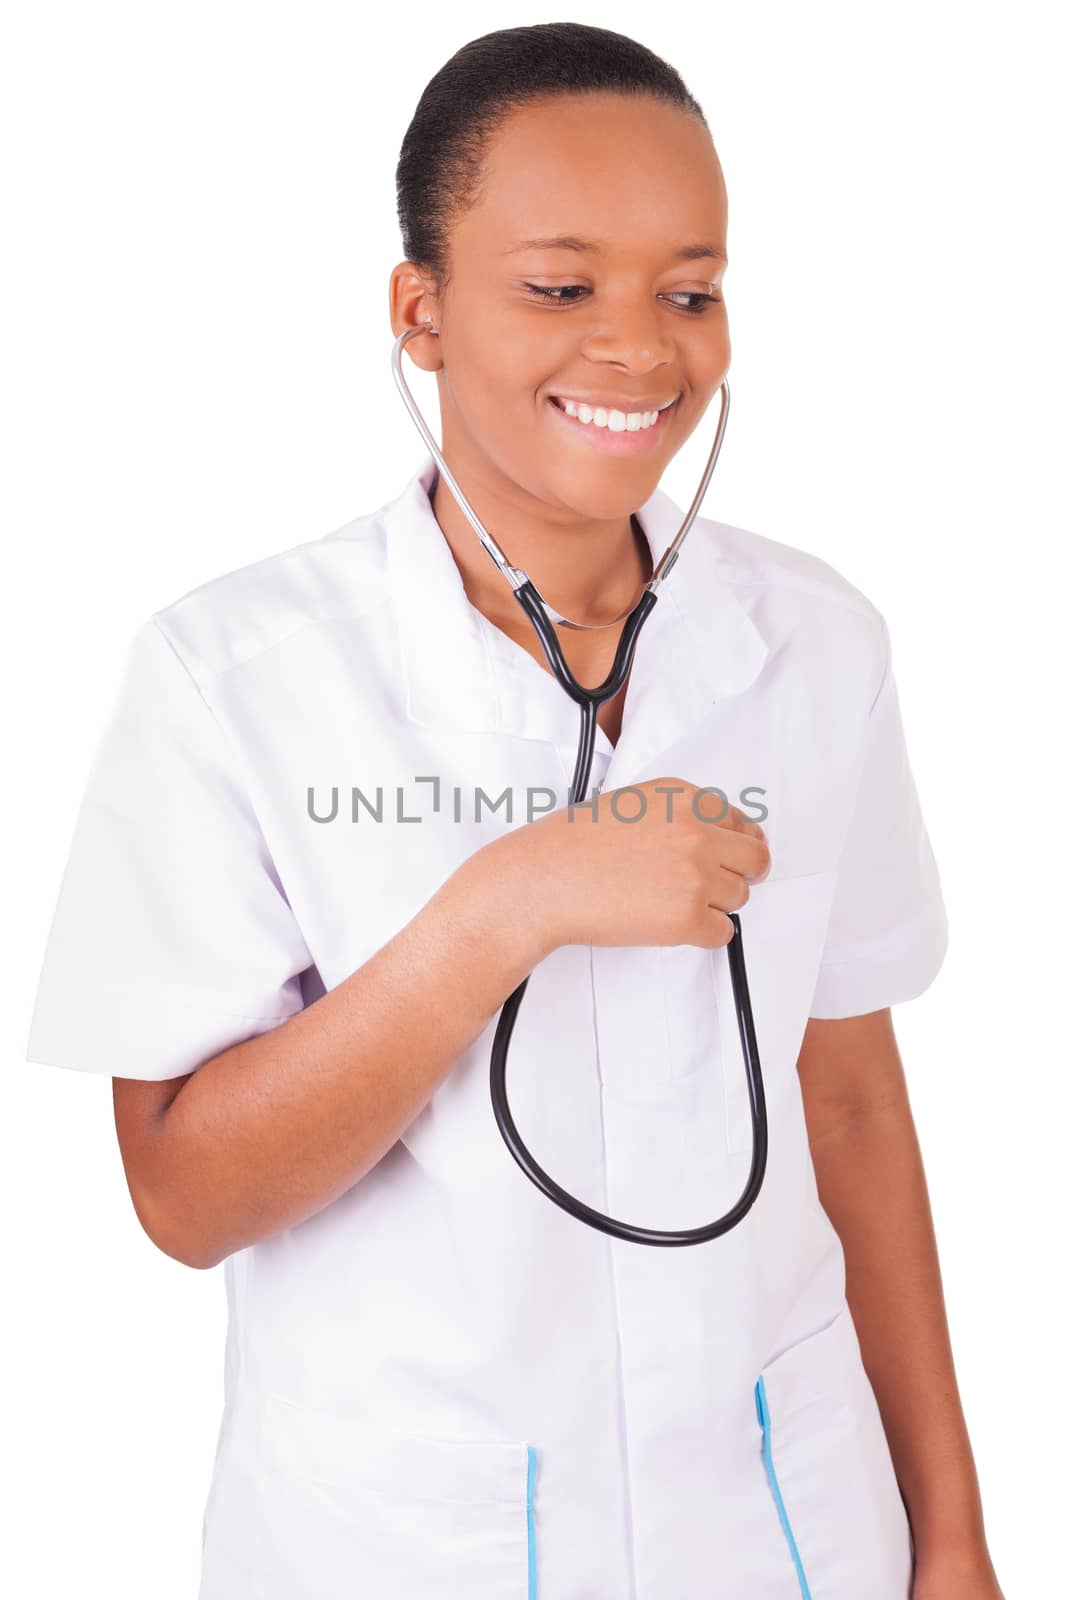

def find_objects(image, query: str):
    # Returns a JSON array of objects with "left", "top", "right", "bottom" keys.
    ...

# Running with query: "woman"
[{"left": 25, "top": 22, "right": 1003, "bottom": 1600}]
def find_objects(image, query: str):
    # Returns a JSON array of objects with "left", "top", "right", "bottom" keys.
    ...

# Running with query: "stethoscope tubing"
[{"left": 391, "top": 323, "right": 769, "bottom": 1246}]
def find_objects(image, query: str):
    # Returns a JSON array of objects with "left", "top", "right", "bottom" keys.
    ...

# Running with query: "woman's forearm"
[
  {"left": 135, "top": 829, "right": 553, "bottom": 1271},
  {"left": 804, "top": 1087, "right": 993, "bottom": 1569}
]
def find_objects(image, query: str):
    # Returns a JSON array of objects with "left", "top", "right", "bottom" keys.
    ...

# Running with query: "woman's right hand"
[{"left": 496, "top": 775, "right": 772, "bottom": 956}]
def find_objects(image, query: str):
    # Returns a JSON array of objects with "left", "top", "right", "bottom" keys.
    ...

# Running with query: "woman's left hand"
[{"left": 912, "top": 1549, "right": 1005, "bottom": 1599}]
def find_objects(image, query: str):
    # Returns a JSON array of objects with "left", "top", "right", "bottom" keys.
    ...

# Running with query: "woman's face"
[{"left": 411, "top": 92, "right": 730, "bottom": 528}]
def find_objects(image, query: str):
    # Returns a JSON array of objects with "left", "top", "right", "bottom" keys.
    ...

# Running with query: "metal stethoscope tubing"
[{"left": 391, "top": 323, "right": 768, "bottom": 1246}]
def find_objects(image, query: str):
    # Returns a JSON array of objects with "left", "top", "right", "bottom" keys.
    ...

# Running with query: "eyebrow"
[{"left": 501, "top": 234, "right": 727, "bottom": 263}]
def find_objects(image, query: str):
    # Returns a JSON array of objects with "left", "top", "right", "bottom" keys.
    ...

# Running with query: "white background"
[{"left": 3, "top": 2, "right": 1062, "bottom": 1594}]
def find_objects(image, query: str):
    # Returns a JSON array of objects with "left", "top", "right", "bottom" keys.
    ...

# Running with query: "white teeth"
[{"left": 558, "top": 398, "right": 666, "bottom": 431}]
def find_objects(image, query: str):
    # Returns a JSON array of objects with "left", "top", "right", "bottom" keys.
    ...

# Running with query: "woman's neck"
[{"left": 429, "top": 467, "right": 652, "bottom": 631}]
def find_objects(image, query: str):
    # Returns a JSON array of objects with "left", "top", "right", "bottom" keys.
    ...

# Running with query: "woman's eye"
[
  {"left": 664, "top": 291, "right": 722, "bottom": 313},
  {"left": 522, "top": 284, "right": 721, "bottom": 313},
  {"left": 523, "top": 284, "right": 588, "bottom": 304}
]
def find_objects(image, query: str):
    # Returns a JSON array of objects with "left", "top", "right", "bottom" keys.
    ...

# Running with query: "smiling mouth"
[{"left": 548, "top": 394, "right": 679, "bottom": 431}]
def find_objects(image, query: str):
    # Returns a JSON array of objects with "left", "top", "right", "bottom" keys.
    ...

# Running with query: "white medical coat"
[{"left": 26, "top": 454, "right": 949, "bottom": 1598}]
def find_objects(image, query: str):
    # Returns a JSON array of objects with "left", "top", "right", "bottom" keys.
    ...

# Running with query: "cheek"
[
  {"left": 693, "top": 315, "right": 731, "bottom": 376},
  {"left": 444, "top": 339, "right": 548, "bottom": 442},
  {"left": 448, "top": 296, "right": 574, "bottom": 408},
  {"left": 678, "top": 321, "right": 732, "bottom": 428}
]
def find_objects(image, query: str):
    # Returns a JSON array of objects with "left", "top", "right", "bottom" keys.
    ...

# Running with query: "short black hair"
[{"left": 395, "top": 23, "right": 709, "bottom": 296}]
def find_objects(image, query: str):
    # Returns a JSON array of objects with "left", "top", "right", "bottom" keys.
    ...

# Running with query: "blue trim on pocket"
[
  {"left": 526, "top": 1445, "right": 538, "bottom": 1599},
  {"left": 755, "top": 1376, "right": 813, "bottom": 1599}
]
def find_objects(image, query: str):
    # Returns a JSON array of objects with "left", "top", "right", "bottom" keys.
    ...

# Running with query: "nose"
[{"left": 579, "top": 294, "right": 677, "bottom": 376}]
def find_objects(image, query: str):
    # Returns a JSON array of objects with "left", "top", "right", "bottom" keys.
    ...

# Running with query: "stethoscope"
[{"left": 391, "top": 322, "right": 768, "bottom": 1247}]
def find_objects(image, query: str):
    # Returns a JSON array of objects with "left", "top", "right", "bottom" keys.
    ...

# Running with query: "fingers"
[
  {"left": 714, "top": 815, "right": 772, "bottom": 885},
  {"left": 651, "top": 778, "right": 772, "bottom": 893}
]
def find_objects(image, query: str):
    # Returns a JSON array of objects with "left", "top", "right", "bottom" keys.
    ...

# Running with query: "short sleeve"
[
  {"left": 808, "top": 615, "right": 949, "bottom": 1019},
  {"left": 25, "top": 618, "right": 314, "bottom": 1079}
]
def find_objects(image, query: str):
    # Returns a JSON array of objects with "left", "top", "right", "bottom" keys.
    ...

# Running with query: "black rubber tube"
[{"left": 488, "top": 581, "right": 769, "bottom": 1246}]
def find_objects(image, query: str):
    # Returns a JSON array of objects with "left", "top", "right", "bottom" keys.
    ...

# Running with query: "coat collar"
[{"left": 386, "top": 453, "right": 769, "bottom": 785}]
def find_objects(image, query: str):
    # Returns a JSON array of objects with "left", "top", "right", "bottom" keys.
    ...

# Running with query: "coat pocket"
[
  {"left": 753, "top": 1305, "right": 914, "bottom": 1599},
  {"left": 199, "top": 1385, "right": 538, "bottom": 1600}
]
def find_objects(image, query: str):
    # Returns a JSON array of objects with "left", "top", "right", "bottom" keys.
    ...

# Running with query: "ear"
[{"left": 389, "top": 263, "right": 443, "bottom": 372}]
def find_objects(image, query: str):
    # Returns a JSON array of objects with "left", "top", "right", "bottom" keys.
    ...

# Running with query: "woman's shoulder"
[
  {"left": 692, "top": 512, "right": 889, "bottom": 681},
  {"left": 146, "top": 502, "right": 395, "bottom": 687},
  {"left": 697, "top": 513, "right": 883, "bottom": 626}
]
